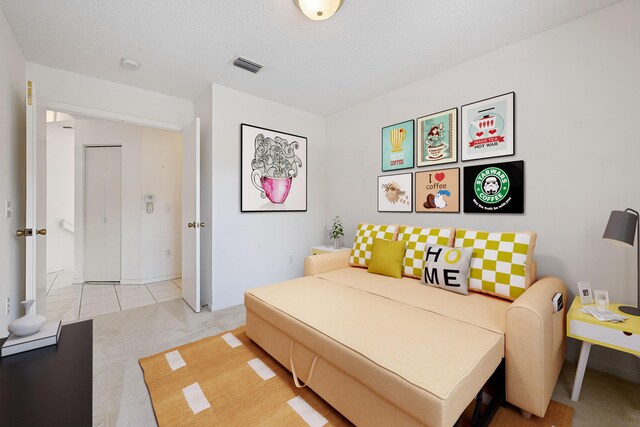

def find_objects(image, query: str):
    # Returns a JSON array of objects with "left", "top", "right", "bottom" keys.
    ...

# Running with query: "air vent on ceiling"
[{"left": 232, "top": 56, "right": 263, "bottom": 74}]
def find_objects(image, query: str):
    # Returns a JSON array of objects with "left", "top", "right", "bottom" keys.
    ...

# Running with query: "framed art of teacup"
[{"left": 241, "top": 124, "right": 307, "bottom": 212}]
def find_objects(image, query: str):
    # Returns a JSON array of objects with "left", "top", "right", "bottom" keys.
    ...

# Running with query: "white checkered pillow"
[
  {"left": 397, "top": 226, "right": 455, "bottom": 278},
  {"left": 454, "top": 229, "right": 537, "bottom": 300},
  {"left": 349, "top": 224, "right": 398, "bottom": 268}
]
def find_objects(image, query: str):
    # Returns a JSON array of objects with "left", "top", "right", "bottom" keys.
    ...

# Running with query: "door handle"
[
  {"left": 188, "top": 222, "right": 196, "bottom": 228},
  {"left": 36, "top": 229, "right": 47, "bottom": 236},
  {"left": 198, "top": 222, "right": 205, "bottom": 228},
  {"left": 16, "top": 228, "right": 33, "bottom": 237}
]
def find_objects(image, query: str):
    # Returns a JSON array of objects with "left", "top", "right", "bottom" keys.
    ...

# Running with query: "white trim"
[
  {"left": 212, "top": 298, "right": 243, "bottom": 312},
  {"left": 40, "top": 99, "right": 184, "bottom": 132}
]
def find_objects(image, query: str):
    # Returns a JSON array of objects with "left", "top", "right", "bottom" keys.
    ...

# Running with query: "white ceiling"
[{"left": 0, "top": 0, "right": 620, "bottom": 116}]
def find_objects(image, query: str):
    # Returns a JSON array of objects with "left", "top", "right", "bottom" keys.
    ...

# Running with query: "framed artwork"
[
  {"left": 461, "top": 92, "right": 515, "bottom": 161},
  {"left": 381, "top": 120, "right": 414, "bottom": 171},
  {"left": 415, "top": 168, "right": 460, "bottom": 213},
  {"left": 241, "top": 124, "right": 307, "bottom": 212},
  {"left": 578, "top": 281, "right": 593, "bottom": 305},
  {"left": 378, "top": 173, "right": 413, "bottom": 212},
  {"left": 463, "top": 160, "right": 524, "bottom": 213},
  {"left": 594, "top": 289, "right": 609, "bottom": 311},
  {"left": 416, "top": 108, "right": 457, "bottom": 167}
]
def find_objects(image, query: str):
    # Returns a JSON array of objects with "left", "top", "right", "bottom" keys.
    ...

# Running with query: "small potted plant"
[{"left": 330, "top": 216, "right": 344, "bottom": 249}]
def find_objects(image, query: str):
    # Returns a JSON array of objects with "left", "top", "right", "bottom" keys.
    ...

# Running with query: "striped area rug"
[{"left": 140, "top": 326, "right": 573, "bottom": 427}]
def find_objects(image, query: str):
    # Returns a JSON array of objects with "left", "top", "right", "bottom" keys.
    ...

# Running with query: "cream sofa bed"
[{"left": 245, "top": 238, "right": 566, "bottom": 426}]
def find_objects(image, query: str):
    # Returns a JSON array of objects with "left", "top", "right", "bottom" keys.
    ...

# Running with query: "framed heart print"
[
  {"left": 415, "top": 168, "right": 460, "bottom": 213},
  {"left": 461, "top": 92, "right": 515, "bottom": 161}
]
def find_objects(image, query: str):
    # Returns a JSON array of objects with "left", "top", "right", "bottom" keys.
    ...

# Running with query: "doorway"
[{"left": 43, "top": 111, "right": 187, "bottom": 322}]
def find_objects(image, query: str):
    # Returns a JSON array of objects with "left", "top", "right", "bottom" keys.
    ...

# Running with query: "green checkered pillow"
[
  {"left": 349, "top": 224, "right": 398, "bottom": 268},
  {"left": 454, "top": 229, "right": 537, "bottom": 300},
  {"left": 397, "top": 226, "right": 455, "bottom": 278}
]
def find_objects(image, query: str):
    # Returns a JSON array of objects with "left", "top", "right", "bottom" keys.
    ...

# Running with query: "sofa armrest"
[
  {"left": 505, "top": 276, "right": 567, "bottom": 417},
  {"left": 304, "top": 251, "right": 351, "bottom": 276}
]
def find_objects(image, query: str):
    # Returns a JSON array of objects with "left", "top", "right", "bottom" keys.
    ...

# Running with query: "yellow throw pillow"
[{"left": 368, "top": 238, "right": 406, "bottom": 279}]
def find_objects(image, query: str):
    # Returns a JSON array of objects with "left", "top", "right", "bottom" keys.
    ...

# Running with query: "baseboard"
[
  {"left": 212, "top": 298, "right": 243, "bottom": 312},
  {"left": 118, "top": 275, "right": 181, "bottom": 286}
]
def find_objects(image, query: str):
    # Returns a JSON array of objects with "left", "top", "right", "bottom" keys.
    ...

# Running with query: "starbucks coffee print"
[
  {"left": 461, "top": 92, "right": 515, "bottom": 161},
  {"left": 415, "top": 168, "right": 460, "bottom": 213},
  {"left": 416, "top": 108, "right": 457, "bottom": 167},
  {"left": 241, "top": 124, "right": 307, "bottom": 212},
  {"left": 463, "top": 160, "right": 524, "bottom": 213}
]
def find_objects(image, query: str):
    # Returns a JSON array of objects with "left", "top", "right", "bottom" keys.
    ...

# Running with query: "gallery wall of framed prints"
[{"left": 378, "top": 91, "right": 522, "bottom": 215}]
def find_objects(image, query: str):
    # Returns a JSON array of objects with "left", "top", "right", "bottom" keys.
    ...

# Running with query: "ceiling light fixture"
[
  {"left": 120, "top": 58, "right": 140, "bottom": 71},
  {"left": 294, "top": 0, "right": 344, "bottom": 21}
]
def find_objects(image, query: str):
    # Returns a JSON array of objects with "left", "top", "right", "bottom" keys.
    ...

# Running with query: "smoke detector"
[{"left": 120, "top": 58, "right": 140, "bottom": 71}]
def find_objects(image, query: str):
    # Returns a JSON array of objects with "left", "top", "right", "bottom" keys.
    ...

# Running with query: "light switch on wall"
[{"left": 5, "top": 201, "right": 12, "bottom": 218}]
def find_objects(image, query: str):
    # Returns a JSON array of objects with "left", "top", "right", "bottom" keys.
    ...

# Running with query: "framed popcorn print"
[
  {"left": 461, "top": 92, "right": 515, "bottom": 161},
  {"left": 381, "top": 120, "right": 414, "bottom": 171}
]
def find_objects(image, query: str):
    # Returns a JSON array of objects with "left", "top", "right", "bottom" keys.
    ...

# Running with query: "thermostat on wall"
[{"left": 144, "top": 194, "right": 156, "bottom": 214}]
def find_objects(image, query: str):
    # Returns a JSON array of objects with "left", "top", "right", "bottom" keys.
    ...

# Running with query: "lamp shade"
[
  {"left": 294, "top": 0, "right": 344, "bottom": 21},
  {"left": 603, "top": 209, "right": 638, "bottom": 246}
]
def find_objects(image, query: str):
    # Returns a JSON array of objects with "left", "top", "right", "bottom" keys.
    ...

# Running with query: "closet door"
[{"left": 84, "top": 146, "right": 122, "bottom": 282}]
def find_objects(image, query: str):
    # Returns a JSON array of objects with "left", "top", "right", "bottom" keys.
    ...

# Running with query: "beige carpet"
[{"left": 140, "top": 326, "right": 574, "bottom": 426}]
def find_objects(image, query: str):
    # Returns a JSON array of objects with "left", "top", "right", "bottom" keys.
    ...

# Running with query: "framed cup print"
[
  {"left": 378, "top": 173, "right": 412, "bottom": 212},
  {"left": 241, "top": 124, "right": 307, "bottom": 212},
  {"left": 382, "top": 120, "right": 414, "bottom": 171},
  {"left": 463, "top": 160, "right": 524, "bottom": 213},
  {"left": 461, "top": 92, "right": 515, "bottom": 161},
  {"left": 416, "top": 108, "right": 457, "bottom": 167},
  {"left": 415, "top": 168, "right": 460, "bottom": 213}
]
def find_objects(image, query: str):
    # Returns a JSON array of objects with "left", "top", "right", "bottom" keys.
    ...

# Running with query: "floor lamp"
[{"left": 603, "top": 208, "right": 640, "bottom": 316}]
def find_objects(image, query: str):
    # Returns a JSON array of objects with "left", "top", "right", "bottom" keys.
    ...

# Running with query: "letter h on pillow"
[{"left": 421, "top": 244, "right": 473, "bottom": 295}]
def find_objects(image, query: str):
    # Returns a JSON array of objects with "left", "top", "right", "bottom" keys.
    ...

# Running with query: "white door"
[
  {"left": 182, "top": 118, "right": 201, "bottom": 312},
  {"left": 24, "top": 81, "right": 47, "bottom": 314},
  {"left": 84, "top": 146, "right": 122, "bottom": 282}
]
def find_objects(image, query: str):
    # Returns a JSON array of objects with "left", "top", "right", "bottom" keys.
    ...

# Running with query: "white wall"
[
  {"left": 0, "top": 7, "right": 25, "bottom": 337},
  {"left": 46, "top": 123, "right": 75, "bottom": 273},
  {"left": 326, "top": 0, "right": 640, "bottom": 381},
  {"left": 194, "top": 85, "right": 213, "bottom": 309},
  {"left": 210, "top": 84, "right": 327, "bottom": 310},
  {"left": 74, "top": 117, "right": 182, "bottom": 284},
  {"left": 26, "top": 63, "right": 193, "bottom": 130}
]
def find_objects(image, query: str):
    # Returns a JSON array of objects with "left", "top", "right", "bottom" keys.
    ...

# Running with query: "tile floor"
[{"left": 45, "top": 271, "right": 182, "bottom": 323}]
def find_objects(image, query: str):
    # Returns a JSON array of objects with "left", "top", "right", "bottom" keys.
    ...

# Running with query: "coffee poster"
[
  {"left": 378, "top": 173, "right": 413, "bottom": 212},
  {"left": 415, "top": 168, "right": 460, "bottom": 213},
  {"left": 461, "top": 92, "right": 514, "bottom": 161},
  {"left": 381, "top": 120, "right": 414, "bottom": 171},
  {"left": 416, "top": 108, "right": 457, "bottom": 167},
  {"left": 241, "top": 124, "right": 307, "bottom": 212},
  {"left": 463, "top": 160, "right": 524, "bottom": 213}
]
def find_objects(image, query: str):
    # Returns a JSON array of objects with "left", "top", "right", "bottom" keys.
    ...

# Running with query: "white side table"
[
  {"left": 567, "top": 297, "right": 640, "bottom": 401},
  {"left": 310, "top": 245, "right": 351, "bottom": 256}
]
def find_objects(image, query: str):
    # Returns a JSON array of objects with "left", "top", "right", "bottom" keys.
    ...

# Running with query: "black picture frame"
[
  {"left": 381, "top": 119, "right": 415, "bottom": 172},
  {"left": 414, "top": 167, "right": 460, "bottom": 213},
  {"left": 463, "top": 160, "right": 524, "bottom": 214},
  {"left": 461, "top": 92, "right": 515, "bottom": 162},
  {"left": 240, "top": 123, "right": 308, "bottom": 212},
  {"left": 377, "top": 172, "right": 413, "bottom": 213},
  {"left": 416, "top": 107, "right": 458, "bottom": 167}
]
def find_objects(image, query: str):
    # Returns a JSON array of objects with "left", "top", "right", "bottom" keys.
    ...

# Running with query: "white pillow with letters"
[{"left": 421, "top": 244, "right": 473, "bottom": 295}]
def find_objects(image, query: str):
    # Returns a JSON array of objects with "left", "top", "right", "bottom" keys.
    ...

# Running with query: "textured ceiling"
[{"left": 0, "top": 0, "right": 620, "bottom": 116}]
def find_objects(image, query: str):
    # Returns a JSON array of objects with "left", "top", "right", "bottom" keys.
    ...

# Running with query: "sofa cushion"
[
  {"left": 245, "top": 276, "right": 504, "bottom": 427},
  {"left": 397, "top": 225, "right": 455, "bottom": 278},
  {"left": 317, "top": 267, "right": 509, "bottom": 334},
  {"left": 454, "top": 229, "right": 536, "bottom": 300},
  {"left": 422, "top": 245, "right": 473, "bottom": 295},
  {"left": 349, "top": 224, "right": 398, "bottom": 268},
  {"left": 368, "top": 238, "right": 406, "bottom": 278}
]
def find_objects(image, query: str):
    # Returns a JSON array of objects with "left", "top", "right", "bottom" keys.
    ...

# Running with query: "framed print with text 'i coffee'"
[
  {"left": 463, "top": 160, "right": 524, "bottom": 213},
  {"left": 415, "top": 168, "right": 460, "bottom": 213},
  {"left": 382, "top": 120, "right": 414, "bottom": 171},
  {"left": 461, "top": 92, "right": 514, "bottom": 161},
  {"left": 416, "top": 108, "right": 457, "bottom": 167}
]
